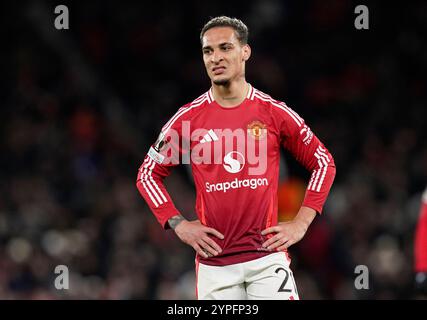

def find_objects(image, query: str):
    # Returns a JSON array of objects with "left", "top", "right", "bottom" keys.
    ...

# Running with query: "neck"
[{"left": 211, "top": 78, "right": 248, "bottom": 108}]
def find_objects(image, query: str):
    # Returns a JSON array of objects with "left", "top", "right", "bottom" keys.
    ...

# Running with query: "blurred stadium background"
[{"left": 0, "top": 0, "right": 426, "bottom": 299}]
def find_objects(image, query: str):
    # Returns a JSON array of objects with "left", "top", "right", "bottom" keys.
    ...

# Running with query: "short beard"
[{"left": 213, "top": 78, "right": 230, "bottom": 86}]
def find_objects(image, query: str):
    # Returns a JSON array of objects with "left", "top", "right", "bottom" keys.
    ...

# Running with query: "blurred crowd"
[{"left": 0, "top": 0, "right": 426, "bottom": 299}]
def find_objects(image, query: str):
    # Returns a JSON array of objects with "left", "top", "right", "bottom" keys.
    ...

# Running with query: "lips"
[{"left": 212, "top": 66, "right": 226, "bottom": 75}]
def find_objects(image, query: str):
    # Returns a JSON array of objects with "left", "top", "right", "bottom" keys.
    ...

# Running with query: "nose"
[{"left": 211, "top": 50, "right": 223, "bottom": 64}]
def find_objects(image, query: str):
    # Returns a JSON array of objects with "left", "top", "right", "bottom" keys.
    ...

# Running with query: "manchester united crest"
[{"left": 247, "top": 120, "right": 267, "bottom": 140}]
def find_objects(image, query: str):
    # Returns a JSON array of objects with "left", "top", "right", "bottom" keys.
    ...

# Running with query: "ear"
[{"left": 242, "top": 44, "right": 251, "bottom": 61}]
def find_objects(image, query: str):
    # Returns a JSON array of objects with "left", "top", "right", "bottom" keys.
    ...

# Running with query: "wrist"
[
  {"left": 294, "top": 207, "right": 316, "bottom": 230},
  {"left": 168, "top": 215, "right": 186, "bottom": 230},
  {"left": 294, "top": 218, "right": 310, "bottom": 233}
]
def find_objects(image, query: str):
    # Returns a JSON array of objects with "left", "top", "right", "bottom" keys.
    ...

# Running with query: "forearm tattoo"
[{"left": 168, "top": 215, "right": 185, "bottom": 229}]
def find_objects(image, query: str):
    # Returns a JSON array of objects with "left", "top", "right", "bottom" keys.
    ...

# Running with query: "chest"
[{"left": 187, "top": 105, "right": 280, "bottom": 167}]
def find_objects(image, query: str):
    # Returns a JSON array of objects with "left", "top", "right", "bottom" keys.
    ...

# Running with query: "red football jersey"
[
  {"left": 415, "top": 188, "right": 427, "bottom": 272},
  {"left": 136, "top": 84, "right": 336, "bottom": 266}
]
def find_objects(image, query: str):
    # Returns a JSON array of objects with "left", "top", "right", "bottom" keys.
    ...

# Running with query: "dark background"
[{"left": 0, "top": 0, "right": 426, "bottom": 299}]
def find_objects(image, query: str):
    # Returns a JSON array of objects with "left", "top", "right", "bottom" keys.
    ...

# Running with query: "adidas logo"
[{"left": 200, "top": 129, "right": 219, "bottom": 143}]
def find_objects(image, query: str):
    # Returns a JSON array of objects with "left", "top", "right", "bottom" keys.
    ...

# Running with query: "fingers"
[
  {"left": 276, "top": 241, "right": 292, "bottom": 251},
  {"left": 183, "top": 223, "right": 224, "bottom": 258},
  {"left": 198, "top": 239, "right": 218, "bottom": 257},
  {"left": 205, "top": 227, "right": 224, "bottom": 240},
  {"left": 270, "top": 238, "right": 289, "bottom": 251},
  {"left": 262, "top": 233, "right": 280, "bottom": 248},
  {"left": 202, "top": 237, "right": 222, "bottom": 254},
  {"left": 194, "top": 243, "right": 209, "bottom": 258},
  {"left": 261, "top": 226, "right": 280, "bottom": 236},
  {"left": 194, "top": 238, "right": 222, "bottom": 258},
  {"left": 262, "top": 234, "right": 289, "bottom": 251},
  {"left": 280, "top": 238, "right": 298, "bottom": 250}
]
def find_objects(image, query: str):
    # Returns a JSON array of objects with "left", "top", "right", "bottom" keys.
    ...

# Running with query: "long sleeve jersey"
[
  {"left": 136, "top": 84, "right": 336, "bottom": 266},
  {"left": 415, "top": 188, "right": 427, "bottom": 272}
]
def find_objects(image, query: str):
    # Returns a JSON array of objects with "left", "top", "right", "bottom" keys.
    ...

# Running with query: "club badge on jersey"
[{"left": 247, "top": 120, "right": 267, "bottom": 140}]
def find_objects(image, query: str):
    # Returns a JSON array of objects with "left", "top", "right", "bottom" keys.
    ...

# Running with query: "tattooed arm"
[{"left": 167, "top": 215, "right": 186, "bottom": 230}]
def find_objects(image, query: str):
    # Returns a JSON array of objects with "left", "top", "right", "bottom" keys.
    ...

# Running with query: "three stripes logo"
[
  {"left": 139, "top": 157, "right": 167, "bottom": 208},
  {"left": 200, "top": 129, "right": 219, "bottom": 143},
  {"left": 307, "top": 145, "right": 330, "bottom": 192}
]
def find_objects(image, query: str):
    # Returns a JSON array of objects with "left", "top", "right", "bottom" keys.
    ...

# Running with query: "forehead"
[{"left": 202, "top": 26, "right": 239, "bottom": 47}]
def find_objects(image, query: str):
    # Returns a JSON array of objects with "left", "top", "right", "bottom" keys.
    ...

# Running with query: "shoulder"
[
  {"left": 252, "top": 87, "right": 288, "bottom": 111},
  {"left": 251, "top": 87, "right": 304, "bottom": 128},
  {"left": 187, "top": 89, "right": 214, "bottom": 107},
  {"left": 161, "top": 90, "right": 212, "bottom": 133}
]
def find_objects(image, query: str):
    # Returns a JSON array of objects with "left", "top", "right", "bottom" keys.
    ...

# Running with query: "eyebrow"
[{"left": 202, "top": 42, "right": 234, "bottom": 50}]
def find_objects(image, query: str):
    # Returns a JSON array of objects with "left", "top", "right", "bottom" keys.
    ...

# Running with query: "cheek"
[{"left": 233, "top": 57, "right": 243, "bottom": 69}]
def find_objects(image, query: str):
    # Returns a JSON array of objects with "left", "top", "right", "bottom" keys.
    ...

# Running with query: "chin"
[{"left": 212, "top": 77, "right": 230, "bottom": 86}]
